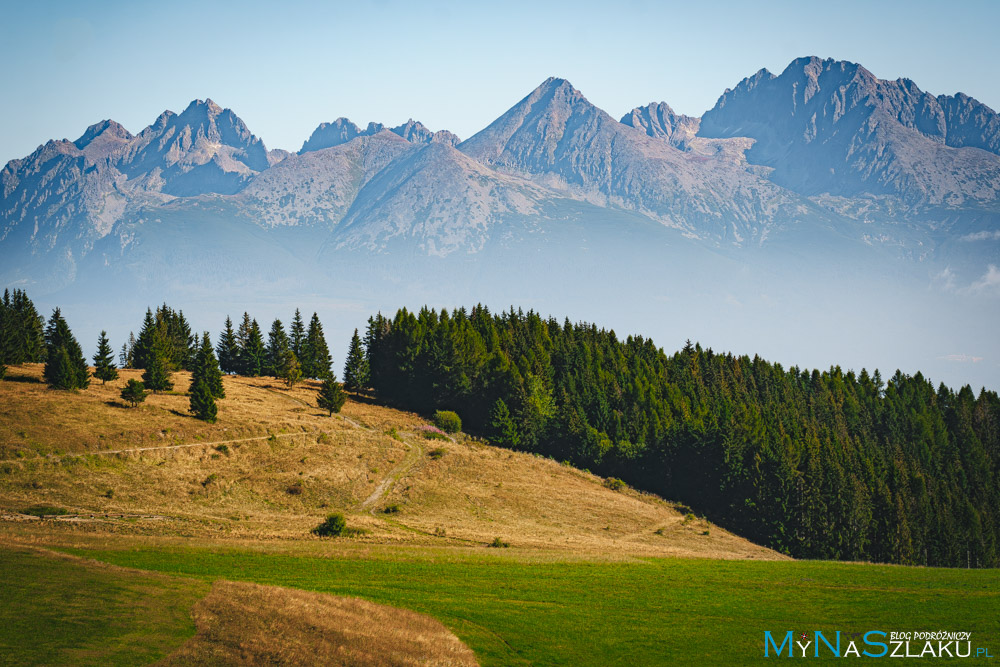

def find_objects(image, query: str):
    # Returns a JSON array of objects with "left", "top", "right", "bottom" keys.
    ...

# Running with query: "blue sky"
[{"left": 2, "top": 0, "right": 998, "bottom": 163}]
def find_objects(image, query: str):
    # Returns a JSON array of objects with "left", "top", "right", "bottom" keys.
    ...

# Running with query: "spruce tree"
[
  {"left": 216, "top": 317, "right": 239, "bottom": 375},
  {"left": 277, "top": 349, "right": 302, "bottom": 388},
  {"left": 266, "top": 318, "right": 290, "bottom": 377},
  {"left": 241, "top": 319, "right": 266, "bottom": 377},
  {"left": 290, "top": 309, "right": 305, "bottom": 359},
  {"left": 302, "top": 312, "right": 332, "bottom": 379},
  {"left": 43, "top": 308, "right": 89, "bottom": 390},
  {"left": 92, "top": 331, "right": 119, "bottom": 385},
  {"left": 141, "top": 326, "right": 174, "bottom": 393},
  {"left": 120, "top": 379, "right": 147, "bottom": 407},
  {"left": 132, "top": 308, "right": 157, "bottom": 369},
  {"left": 343, "top": 328, "right": 369, "bottom": 392},
  {"left": 189, "top": 378, "right": 218, "bottom": 422},
  {"left": 192, "top": 332, "right": 225, "bottom": 399},
  {"left": 317, "top": 374, "right": 346, "bottom": 415},
  {"left": 490, "top": 399, "right": 520, "bottom": 449}
]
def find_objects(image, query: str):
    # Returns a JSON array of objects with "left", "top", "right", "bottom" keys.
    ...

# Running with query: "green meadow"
[
  {"left": 53, "top": 545, "right": 999, "bottom": 665},
  {"left": 0, "top": 548, "right": 207, "bottom": 666}
]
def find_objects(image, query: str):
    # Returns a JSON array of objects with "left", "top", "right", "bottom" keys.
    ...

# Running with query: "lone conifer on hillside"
[
  {"left": 92, "top": 331, "right": 119, "bottom": 385},
  {"left": 317, "top": 374, "right": 346, "bottom": 415},
  {"left": 120, "top": 379, "right": 147, "bottom": 407},
  {"left": 189, "top": 378, "right": 218, "bottom": 422},
  {"left": 343, "top": 328, "right": 369, "bottom": 392}
]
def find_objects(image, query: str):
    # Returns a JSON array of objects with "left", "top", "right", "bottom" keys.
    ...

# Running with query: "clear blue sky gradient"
[{"left": 2, "top": 0, "right": 999, "bottom": 164}]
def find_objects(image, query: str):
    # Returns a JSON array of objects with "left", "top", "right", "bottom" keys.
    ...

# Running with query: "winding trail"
[
  {"left": 0, "top": 432, "right": 313, "bottom": 465},
  {"left": 360, "top": 433, "right": 424, "bottom": 513}
]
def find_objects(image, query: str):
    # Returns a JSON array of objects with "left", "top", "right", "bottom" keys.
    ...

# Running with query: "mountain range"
[{"left": 2, "top": 56, "right": 999, "bottom": 390}]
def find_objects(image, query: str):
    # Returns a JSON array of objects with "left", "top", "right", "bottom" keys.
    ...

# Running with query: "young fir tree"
[
  {"left": 342, "top": 328, "right": 369, "bottom": 392},
  {"left": 266, "top": 318, "right": 290, "bottom": 377},
  {"left": 302, "top": 312, "right": 332, "bottom": 379},
  {"left": 192, "top": 332, "right": 225, "bottom": 399},
  {"left": 289, "top": 309, "right": 305, "bottom": 359},
  {"left": 141, "top": 326, "right": 174, "bottom": 393},
  {"left": 188, "top": 379, "right": 218, "bottom": 423},
  {"left": 216, "top": 316, "right": 239, "bottom": 375},
  {"left": 489, "top": 399, "right": 520, "bottom": 449},
  {"left": 43, "top": 308, "right": 90, "bottom": 390},
  {"left": 317, "top": 374, "right": 347, "bottom": 415},
  {"left": 132, "top": 308, "right": 158, "bottom": 369},
  {"left": 277, "top": 349, "right": 302, "bottom": 389},
  {"left": 242, "top": 319, "right": 266, "bottom": 377},
  {"left": 120, "top": 379, "right": 148, "bottom": 407},
  {"left": 92, "top": 331, "right": 119, "bottom": 385}
]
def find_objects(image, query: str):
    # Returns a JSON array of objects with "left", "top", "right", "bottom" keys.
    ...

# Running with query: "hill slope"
[{"left": 0, "top": 364, "right": 779, "bottom": 559}]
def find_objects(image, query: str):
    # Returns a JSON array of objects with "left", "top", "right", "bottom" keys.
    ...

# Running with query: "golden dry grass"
[
  {"left": 158, "top": 580, "right": 478, "bottom": 666},
  {"left": 0, "top": 363, "right": 781, "bottom": 560}
]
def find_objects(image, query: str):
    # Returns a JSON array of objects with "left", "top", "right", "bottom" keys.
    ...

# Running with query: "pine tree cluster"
[
  {"left": 216, "top": 308, "right": 333, "bottom": 382},
  {"left": 0, "top": 289, "right": 47, "bottom": 376}
]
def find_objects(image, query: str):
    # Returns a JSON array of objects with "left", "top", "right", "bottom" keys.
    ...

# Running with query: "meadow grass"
[
  {"left": 67, "top": 544, "right": 999, "bottom": 665},
  {"left": 0, "top": 548, "right": 207, "bottom": 665}
]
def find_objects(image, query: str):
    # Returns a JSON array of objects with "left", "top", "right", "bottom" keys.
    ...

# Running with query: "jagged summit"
[
  {"left": 74, "top": 120, "right": 133, "bottom": 150},
  {"left": 299, "top": 117, "right": 459, "bottom": 154},
  {"left": 699, "top": 56, "right": 1000, "bottom": 202}
]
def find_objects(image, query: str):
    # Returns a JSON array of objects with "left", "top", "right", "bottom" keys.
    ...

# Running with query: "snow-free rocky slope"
[{"left": 2, "top": 57, "right": 999, "bottom": 293}]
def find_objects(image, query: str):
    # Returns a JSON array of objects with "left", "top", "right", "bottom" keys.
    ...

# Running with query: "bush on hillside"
[
  {"left": 312, "top": 513, "right": 346, "bottom": 537},
  {"left": 432, "top": 410, "right": 462, "bottom": 433}
]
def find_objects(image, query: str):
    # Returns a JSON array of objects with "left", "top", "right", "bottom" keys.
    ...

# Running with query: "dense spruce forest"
[{"left": 364, "top": 306, "right": 1000, "bottom": 567}]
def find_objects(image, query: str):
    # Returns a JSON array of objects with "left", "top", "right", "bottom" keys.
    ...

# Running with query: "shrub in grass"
[
  {"left": 286, "top": 482, "right": 304, "bottom": 496},
  {"left": 214, "top": 444, "right": 229, "bottom": 455},
  {"left": 604, "top": 477, "right": 626, "bottom": 492},
  {"left": 382, "top": 504, "right": 400, "bottom": 514},
  {"left": 201, "top": 474, "right": 217, "bottom": 487},
  {"left": 428, "top": 447, "right": 446, "bottom": 460},
  {"left": 488, "top": 536, "right": 510, "bottom": 548},
  {"left": 682, "top": 512, "right": 696, "bottom": 525},
  {"left": 432, "top": 410, "right": 462, "bottom": 434},
  {"left": 418, "top": 425, "right": 448, "bottom": 441},
  {"left": 312, "top": 513, "right": 347, "bottom": 537}
]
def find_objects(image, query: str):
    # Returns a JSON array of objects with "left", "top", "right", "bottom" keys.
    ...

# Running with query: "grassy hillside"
[
  {"left": 0, "top": 363, "right": 774, "bottom": 558},
  {"left": 3, "top": 363, "right": 996, "bottom": 665}
]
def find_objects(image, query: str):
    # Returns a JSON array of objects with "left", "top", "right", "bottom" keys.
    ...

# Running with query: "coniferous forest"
[{"left": 364, "top": 306, "right": 1000, "bottom": 567}]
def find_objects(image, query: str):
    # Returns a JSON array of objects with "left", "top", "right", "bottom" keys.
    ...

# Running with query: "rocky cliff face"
[
  {"left": 698, "top": 57, "right": 1000, "bottom": 207},
  {"left": 459, "top": 77, "right": 820, "bottom": 242},
  {"left": 300, "top": 118, "right": 459, "bottom": 153}
]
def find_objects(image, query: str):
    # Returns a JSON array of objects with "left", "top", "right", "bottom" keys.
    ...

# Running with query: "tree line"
[
  {"left": 1, "top": 291, "right": 346, "bottom": 420},
  {"left": 361, "top": 305, "right": 1000, "bottom": 567}
]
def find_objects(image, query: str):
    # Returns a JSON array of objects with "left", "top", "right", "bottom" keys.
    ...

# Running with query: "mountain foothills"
[{"left": 2, "top": 56, "right": 999, "bottom": 287}]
